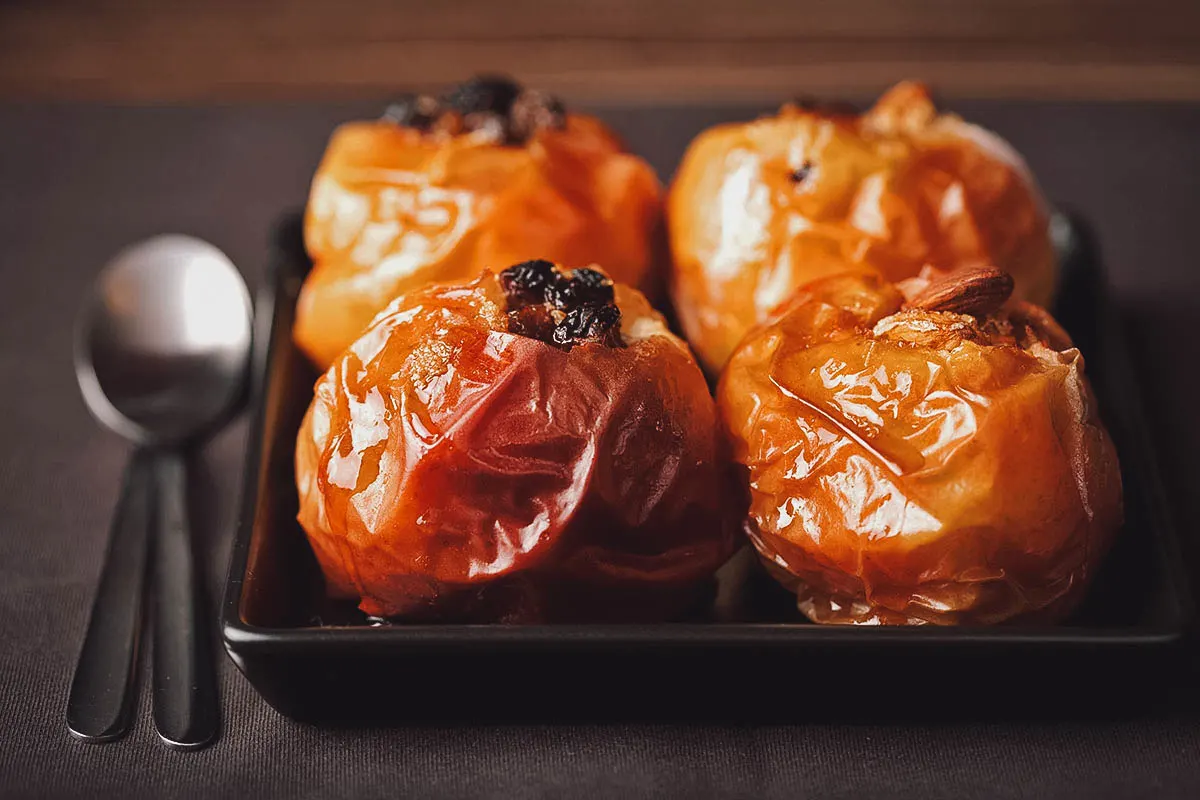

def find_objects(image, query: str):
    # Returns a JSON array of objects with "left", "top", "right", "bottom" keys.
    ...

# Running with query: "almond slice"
[{"left": 904, "top": 266, "right": 1014, "bottom": 317}]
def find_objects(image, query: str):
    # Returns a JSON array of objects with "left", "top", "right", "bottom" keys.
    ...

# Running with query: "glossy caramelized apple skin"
[
  {"left": 717, "top": 272, "right": 1122, "bottom": 625},
  {"left": 668, "top": 82, "right": 1056, "bottom": 373},
  {"left": 295, "top": 268, "right": 737, "bottom": 622},
  {"left": 297, "top": 113, "right": 662, "bottom": 367}
]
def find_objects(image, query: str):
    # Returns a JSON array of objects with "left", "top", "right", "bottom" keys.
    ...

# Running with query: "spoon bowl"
[{"left": 75, "top": 235, "right": 252, "bottom": 445}]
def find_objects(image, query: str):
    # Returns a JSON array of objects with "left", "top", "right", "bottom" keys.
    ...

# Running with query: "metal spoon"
[{"left": 69, "top": 235, "right": 252, "bottom": 749}]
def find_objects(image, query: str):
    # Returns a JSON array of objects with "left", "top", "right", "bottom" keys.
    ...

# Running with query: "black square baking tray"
[{"left": 222, "top": 124, "right": 1191, "bottom": 725}]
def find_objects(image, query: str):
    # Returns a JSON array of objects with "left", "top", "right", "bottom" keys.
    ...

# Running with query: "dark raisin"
[
  {"left": 509, "top": 89, "right": 566, "bottom": 141},
  {"left": 789, "top": 160, "right": 814, "bottom": 184},
  {"left": 499, "top": 259, "right": 557, "bottom": 305},
  {"left": 544, "top": 273, "right": 578, "bottom": 310},
  {"left": 585, "top": 304, "right": 622, "bottom": 343},
  {"left": 507, "top": 306, "right": 556, "bottom": 342},
  {"left": 390, "top": 77, "right": 567, "bottom": 145},
  {"left": 500, "top": 260, "right": 622, "bottom": 348},
  {"left": 551, "top": 308, "right": 589, "bottom": 346},
  {"left": 568, "top": 268, "right": 615, "bottom": 305},
  {"left": 790, "top": 96, "right": 859, "bottom": 116},
  {"left": 442, "top": 75, "right": 523, "bottom": 117},
  {"left": 552, "top": 304, "right": 622, "bottom": 347},
  {"left": 544, "top": 269, "right": 613, "bottom": 309},
  {"left": 381, "top": 94, "right": 440, "bottom": 130}
]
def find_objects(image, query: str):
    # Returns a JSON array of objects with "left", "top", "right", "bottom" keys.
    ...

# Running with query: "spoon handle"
[
  {"left": 67, "top": 450, "right": 153, "bottom": 743},
  {"left": 150, "top": 450, "right": 218, "bottom": 750}
]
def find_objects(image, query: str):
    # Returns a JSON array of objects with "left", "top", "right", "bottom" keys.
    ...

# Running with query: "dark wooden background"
[{"left": 3, "top": 0, "right": 1200, "bottom": 102}]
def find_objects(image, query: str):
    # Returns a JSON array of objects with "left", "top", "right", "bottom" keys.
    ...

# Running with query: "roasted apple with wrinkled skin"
[
  {"left": 669, "top": 81, "right": 1056, "bottom": 374},
  {"left": 296, "top": 75, "right": 663, "bottom": 368},
  {"left": 717, "top": 267, "right": 1122, "bottom": 625},
  {"left": 296, "top": 260, "right": 738, "bottom": 622}
]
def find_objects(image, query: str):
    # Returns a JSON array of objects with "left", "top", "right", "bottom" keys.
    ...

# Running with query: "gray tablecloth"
[{"left": 1, "top": 102, "right": 1198, "bottom": 799}]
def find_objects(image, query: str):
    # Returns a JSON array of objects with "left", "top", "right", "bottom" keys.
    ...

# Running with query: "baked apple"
[
  {"left": 669, "top": 81, "right": 1056, "bottom": 373},
  {"left": 296, "top": 260, "right": 737, "bottom": 622},
  {"left": 296, "top": 75, "right": 663, "bottom": 367},
  {"left": 717, "top": 267, "right": 1122, "bottom": 625}
]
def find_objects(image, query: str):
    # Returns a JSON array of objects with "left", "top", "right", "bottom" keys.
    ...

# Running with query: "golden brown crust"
[
  {"left": 295, "top": 112, "right": 662, "bottom": 368},
  {"left": 667, "top": 81, "right": 1057, "bottom": 374},
  {"left": 717, "top": 272, "right": 1121, "bottom": 625},
  {"left": 296, "top": 268, "right": 738, "bottom": 622}
]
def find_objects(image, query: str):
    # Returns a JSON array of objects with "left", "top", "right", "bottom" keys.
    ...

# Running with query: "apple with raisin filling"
[
  {"left": 296, "top": 75, "right": 663, "bottom": 368},
  {"left": 296, "top": 260, "right": 737, "bottom": 622}
]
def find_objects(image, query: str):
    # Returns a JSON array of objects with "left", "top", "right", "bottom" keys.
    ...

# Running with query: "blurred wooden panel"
[{"left": 3, "top": 0, "right": 1200, "bottom": 102}]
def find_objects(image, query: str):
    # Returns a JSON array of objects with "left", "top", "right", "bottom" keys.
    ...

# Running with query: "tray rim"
[{"left": 220, "top": 209, "right": 1193, "bottom": 657}]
